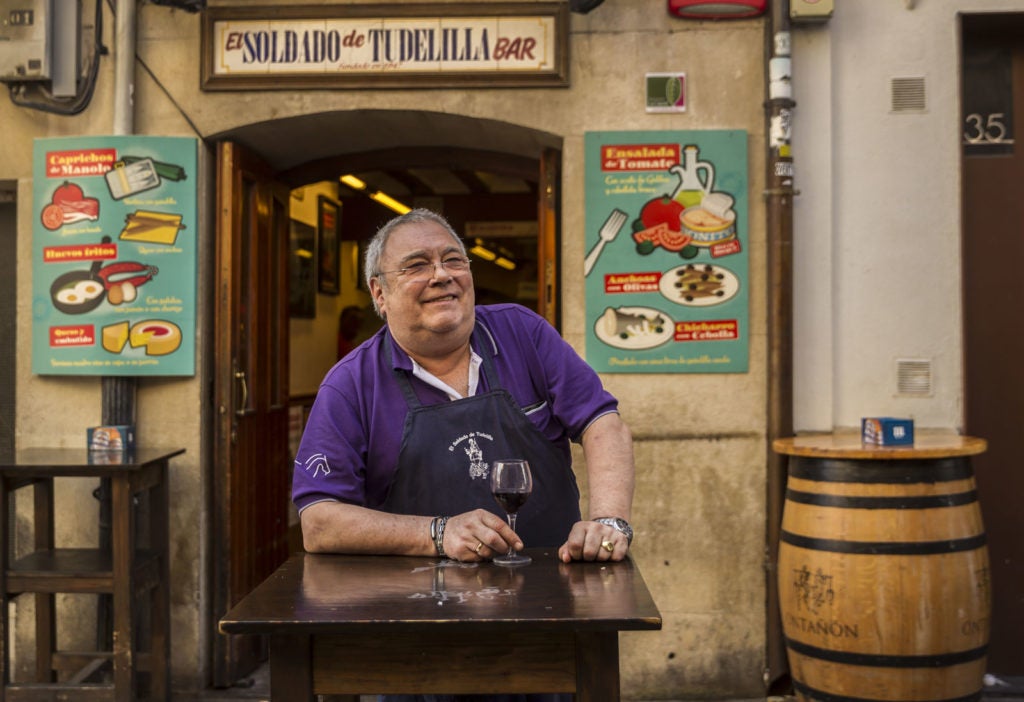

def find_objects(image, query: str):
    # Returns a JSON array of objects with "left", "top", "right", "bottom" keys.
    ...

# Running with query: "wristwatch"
[{"left": 593, "top": 517, "right": 633, "bottom": 546}]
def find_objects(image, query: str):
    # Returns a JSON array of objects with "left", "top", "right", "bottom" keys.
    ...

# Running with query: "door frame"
[
  {"left": 212, "top": 141, "right": 292, "bottom": 687},
  {"left": 207, "top": 120, "right": 563, "bottom": 687}
]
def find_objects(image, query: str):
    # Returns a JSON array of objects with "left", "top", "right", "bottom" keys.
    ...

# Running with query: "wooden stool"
[{"left": 0, "top": 448, "right": 183, "bottom": 702}]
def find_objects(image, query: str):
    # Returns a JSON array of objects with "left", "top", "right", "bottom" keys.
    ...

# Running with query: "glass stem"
[{"left": 507, "top": 513, "right": 517, "bottom": 556}]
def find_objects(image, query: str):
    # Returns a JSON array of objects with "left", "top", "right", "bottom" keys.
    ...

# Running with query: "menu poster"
[
  {"left": 32, "top": 136, "right": 198, "bottom": 376},
  {"left": 584, "top": 130, "right": 748, "bottom": 373}
]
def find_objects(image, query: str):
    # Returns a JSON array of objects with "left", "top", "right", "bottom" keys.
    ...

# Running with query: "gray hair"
[{"left": 363, "top": 209, "right": 467, "bottom": 315}]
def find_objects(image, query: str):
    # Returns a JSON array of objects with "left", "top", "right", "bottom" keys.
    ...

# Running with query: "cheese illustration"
[
  {"left": 129, "top": 320, "right": 182, "bottom": 356},
  {"left": 119, "top": 210, "right": 185, "bottom": 245},
  {"left": 102, "top": 321, "right": 131, "bottom": 353}
]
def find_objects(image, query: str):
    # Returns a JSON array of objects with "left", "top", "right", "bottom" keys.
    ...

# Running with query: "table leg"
[
  {"left": 111, "top": 476, "right": 136, "bottom": 702},
  {"left": 0, "top": 480, "right": 9, "bottom": 700},
  {"left": 149, "top": 461, "right": 170, "bottom": 701},
  {"left": 33, "top": 479, "right": 55, "bottom": 683},
  {"left": 574, "top": 631, "right": 619, "bottom": 702},
  {"left": 270, "top": 634, "right": 314, "bottom": 702}
]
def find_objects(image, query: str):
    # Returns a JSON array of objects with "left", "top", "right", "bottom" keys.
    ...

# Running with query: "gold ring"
[
  {"left": 475, "top": 542, "right": 484, "bottom": 555},
  {"left": 601, "top": 540, "right": 615, "bottom": 553}
]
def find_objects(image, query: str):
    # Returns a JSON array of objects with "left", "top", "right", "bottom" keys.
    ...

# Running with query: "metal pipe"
[
  {"left": 764, "top": 0, "right": 796, "bottom": 692},
  {"left": 99, "top": 0, "right": 139, "bottom": 653},
  {"left": 112, "top": 0, "right": 135, "bottom": 136}
]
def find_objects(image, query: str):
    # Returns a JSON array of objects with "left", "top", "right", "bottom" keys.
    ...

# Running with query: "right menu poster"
[{"left": 583, "top": 130, "right": 748, "bottom": 374}]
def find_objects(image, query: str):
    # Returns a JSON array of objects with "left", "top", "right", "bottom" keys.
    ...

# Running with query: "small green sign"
[{"left": 646, "top": 73, "right": 686, "bottom": 113}]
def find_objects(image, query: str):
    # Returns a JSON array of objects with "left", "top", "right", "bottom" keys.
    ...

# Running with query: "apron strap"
[{"left": 384, "top": 332, "right": 422, "bottom": 408}]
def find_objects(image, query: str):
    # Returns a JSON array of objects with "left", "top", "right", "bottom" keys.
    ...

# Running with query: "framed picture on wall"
[
  {"left": 318, "top": 196, "right": 340, "bottom": 295},
  {"left": 289, "top": 220, "right": 316, "bottom": 318}
]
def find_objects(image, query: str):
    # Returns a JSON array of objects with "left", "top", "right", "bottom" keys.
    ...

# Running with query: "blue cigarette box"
[{"left": 861, "top": 417, "right": 914, "bottom": 446}]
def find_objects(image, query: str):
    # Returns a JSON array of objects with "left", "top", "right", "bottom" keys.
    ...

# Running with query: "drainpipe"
[
  {"left": 764, "top": 0, "right": 795, "bottom": 693},
  {"left": 112, "top": 0, "right": 136, "bottom": 136},
  {"left": 98, "top": 0, "right": 138, "bottom": 652}
]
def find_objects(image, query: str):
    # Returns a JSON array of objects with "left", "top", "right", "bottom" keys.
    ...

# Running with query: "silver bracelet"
[{"left": 433, "top": 516, "right": 449, "bottom": 557}]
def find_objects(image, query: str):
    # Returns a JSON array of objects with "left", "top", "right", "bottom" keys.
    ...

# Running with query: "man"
[
  {"left": 337, "top": 304, "right": 365, "bottom": 360},
  {"left": 293, "top": 208, "right": 635, "bottom": 565}
]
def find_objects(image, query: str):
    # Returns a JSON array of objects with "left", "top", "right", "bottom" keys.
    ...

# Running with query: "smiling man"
[{"left": 293, "top": 208, "right": 636, "bottom": 572}]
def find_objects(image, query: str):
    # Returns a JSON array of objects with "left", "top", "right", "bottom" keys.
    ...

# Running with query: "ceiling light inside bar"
[
  {"left": 495, "top": 257, "right": 516, "bottom": 271},
  {"left": 340, "top": 174, "right": 367, "bottom": 191},
  {"left": 368, "top": 191, "right": 411, "bottom": 215},
  {"left": 470, "top": 239, "right": 497, "bottom": 261}
]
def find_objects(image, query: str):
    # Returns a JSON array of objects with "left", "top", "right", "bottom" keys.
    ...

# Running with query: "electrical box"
[
  {"left": 0, "top": 0, "right": 51, "bottom": 81},
  {"left": 790, "top": 0, "right": 833, "bottom": 23}
]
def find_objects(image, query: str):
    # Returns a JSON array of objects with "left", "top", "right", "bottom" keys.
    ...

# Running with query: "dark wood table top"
[
  {"left": 220, "top": 550, "right": 662, "bottom": 636},
  {"left": 0, "top": 447, "right": 185, "bottom": 476}
]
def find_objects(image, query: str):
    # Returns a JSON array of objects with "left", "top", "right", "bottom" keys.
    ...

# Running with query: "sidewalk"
[{"left": 177, "top": 665, "right": 1024, "bottom": 702}]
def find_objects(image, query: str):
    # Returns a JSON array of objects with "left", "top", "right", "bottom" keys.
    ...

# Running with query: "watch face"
[{"left": 598, "top": 517, "right": 632, "bottom": 538}]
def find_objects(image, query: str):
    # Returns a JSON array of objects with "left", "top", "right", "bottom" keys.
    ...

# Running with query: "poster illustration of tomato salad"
[
  {"left": 584, "top": 130, "right": 748, "bottom": 373},
  {"left": 31, "top": 136, "right": 197, "bottom": 376}
]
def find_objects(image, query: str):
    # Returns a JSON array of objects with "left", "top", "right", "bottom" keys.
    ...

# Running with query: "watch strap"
[{"left": 593, "top": 516, "right": 633, "bottom": 545}]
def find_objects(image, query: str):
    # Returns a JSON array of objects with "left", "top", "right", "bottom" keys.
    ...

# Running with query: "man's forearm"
[
  {"left": 300, "top": 501, "right": 436, "bottom": 555},
  {"left": 580, "top": 413, "right": 635, "bottom": 520}
]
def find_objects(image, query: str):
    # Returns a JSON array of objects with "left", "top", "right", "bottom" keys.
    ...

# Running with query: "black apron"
[
  {"left": 380, "top": 326, "right": 581, "bottom": 547},
  {"left": 378, "top": 327, "right": 577, "bottom": 702}
]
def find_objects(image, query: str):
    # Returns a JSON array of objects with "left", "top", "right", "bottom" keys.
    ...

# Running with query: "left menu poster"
[{"left": 32, "top": 136, "right": 197, "bottom": 376}]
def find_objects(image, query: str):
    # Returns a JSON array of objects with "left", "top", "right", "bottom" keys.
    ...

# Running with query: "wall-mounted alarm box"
[{"left": 668, "top": 0, "right": 766, "bottom": 20}]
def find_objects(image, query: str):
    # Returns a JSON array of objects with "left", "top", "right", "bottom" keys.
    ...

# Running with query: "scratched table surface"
[{"left": 219, "top": 549, "right": 662, "bottom": 635}]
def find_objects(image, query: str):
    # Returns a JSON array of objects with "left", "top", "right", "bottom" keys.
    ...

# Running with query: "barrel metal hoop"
[
  {"left": 785, "top": 488, "right": 979, "bottom": 510},
  {"left": 789, "top": 456, "right": 973, "bottom": 484},
  {"left": 780, "top": 530, "right": 987, "bottom": 555},
  {"left": 786, "top": 637, "right": 989, "bottom": 668},
  {"left": 792, "top": 677, "right": 983, "bottom": 702}
]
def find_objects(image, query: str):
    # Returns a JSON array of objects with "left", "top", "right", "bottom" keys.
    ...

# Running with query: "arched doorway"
[{"left": 209, "top": 110, "right": 563, "bottom": 686}]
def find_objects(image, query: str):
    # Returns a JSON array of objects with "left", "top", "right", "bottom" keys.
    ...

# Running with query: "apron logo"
[
  {"left": 449, "top": 431, "right": 495, "bottom": 481},
  {"left": 298, "top": 453, "right": 331, "bottom": 478},
  {"left": 465, "top": 438, "right": 488, "bottom": 480}
]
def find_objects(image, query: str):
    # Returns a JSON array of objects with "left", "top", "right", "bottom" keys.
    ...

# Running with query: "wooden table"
[
  {"left": 219, "top": 550, "right": 662, "bottom": 701},
  {"left": 0, "top": 447, "right": 184, "bottom": 702}
]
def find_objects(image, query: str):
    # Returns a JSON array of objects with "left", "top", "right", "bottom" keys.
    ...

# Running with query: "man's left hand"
[{"left": 557, "top": 520, "right": 628, "bottom": 562}]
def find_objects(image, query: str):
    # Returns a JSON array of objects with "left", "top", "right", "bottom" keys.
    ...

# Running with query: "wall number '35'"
[{"left": 963, "top": 113, "right": 1011, "bottom": 144}]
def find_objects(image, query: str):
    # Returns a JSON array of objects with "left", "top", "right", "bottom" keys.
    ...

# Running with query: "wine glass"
[{"left": 490, "top": 459, "right": 533, "bottom": 566}]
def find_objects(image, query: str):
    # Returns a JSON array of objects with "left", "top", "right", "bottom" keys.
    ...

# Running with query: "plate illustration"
[
  {"left": 594, "top": 306, "right": 674, "bottom": 350},
  {"left": 658, "top": 263, "right": 739, "bottom": 307}
]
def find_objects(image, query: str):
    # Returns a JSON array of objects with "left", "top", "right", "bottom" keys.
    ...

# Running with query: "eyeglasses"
[{"left": 377, "top": 255, "right": 472, "bottom": 281}]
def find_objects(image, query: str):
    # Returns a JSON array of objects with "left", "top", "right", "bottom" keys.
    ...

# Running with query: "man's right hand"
[{"left": 443, "top": 508, "right": 522, "bottom": 562}]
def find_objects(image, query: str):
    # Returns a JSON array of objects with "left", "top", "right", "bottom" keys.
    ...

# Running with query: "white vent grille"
[
  {"left": 896, "top": 358, "right": 932, "bottom": 396},
  {"left": 891, "top": 76, "right": 926, "bottom": 112}
]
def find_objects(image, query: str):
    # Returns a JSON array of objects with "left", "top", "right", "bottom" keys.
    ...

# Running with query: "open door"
[
  {"left": 538, "top": 148, "right": 560, "bottom": 327},
  {"left": 212, "top": 141, "right": 291, "bottom": 686}
]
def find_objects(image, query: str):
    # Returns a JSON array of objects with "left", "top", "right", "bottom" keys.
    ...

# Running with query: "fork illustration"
[{"left": 583, "top": 208, "right": 628, "bottom": 276}]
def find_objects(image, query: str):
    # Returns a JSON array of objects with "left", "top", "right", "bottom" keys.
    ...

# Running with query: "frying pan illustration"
[{"left": 50, "top": 259, "right": 107, "bottom": 315}]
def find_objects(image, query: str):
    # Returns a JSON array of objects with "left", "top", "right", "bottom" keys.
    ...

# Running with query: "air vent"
[
  {"left": 891, "top": 76, "right": 926, "bottom": 112},
  {"left": 896, "top": 358, "right": 932, "bottom": 396}
]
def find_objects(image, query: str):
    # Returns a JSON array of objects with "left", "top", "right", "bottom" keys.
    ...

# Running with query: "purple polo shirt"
[{"left": 292, "top": 303, "right": 619, "bottom": 513}]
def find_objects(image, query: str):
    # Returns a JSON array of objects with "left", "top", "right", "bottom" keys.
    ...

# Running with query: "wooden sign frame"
[{"left": 201, "top": 2, "right": 570, "bottom": 91}]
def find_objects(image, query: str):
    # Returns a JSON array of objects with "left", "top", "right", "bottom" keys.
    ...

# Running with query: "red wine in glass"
[
  {"left": 491, "top": 459, "right": 532, "bottom": 566},
  {"left": 493, "top": 491, "right": 528, "bottom": 514}
]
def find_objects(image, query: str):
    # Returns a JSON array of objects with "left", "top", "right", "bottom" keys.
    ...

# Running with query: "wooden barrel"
[{"left": 777, "top": 454, "right": 991, "bottom": 702}]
